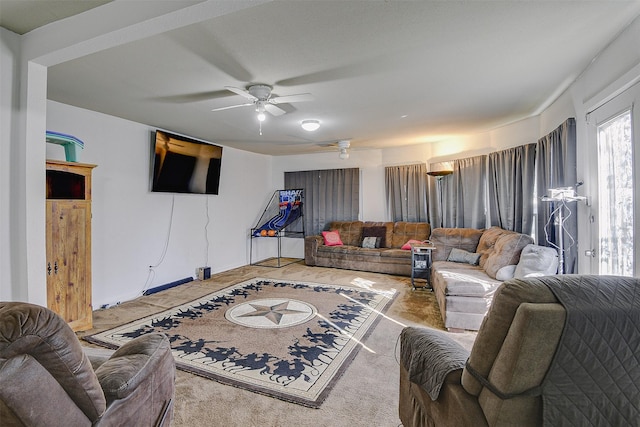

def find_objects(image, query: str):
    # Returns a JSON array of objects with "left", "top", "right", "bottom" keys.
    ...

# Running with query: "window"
[
  {"left": 587, "top": 81, "right": 639, "bottom": 277},
  {"left": 597, "top": 110, "right": 634, "bottom": 276}
]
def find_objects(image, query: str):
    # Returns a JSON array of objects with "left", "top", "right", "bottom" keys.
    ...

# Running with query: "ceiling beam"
[{"left": 22, "top": 0, "right": 271, "bottom": 66}]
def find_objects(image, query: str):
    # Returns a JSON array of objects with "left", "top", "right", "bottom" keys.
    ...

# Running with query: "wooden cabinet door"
[{"left": 46, "top": 200, "right": 92, "bottom": 331}]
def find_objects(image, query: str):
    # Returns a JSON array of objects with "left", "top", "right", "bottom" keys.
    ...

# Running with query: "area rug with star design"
[{"left": 84, "top": 277, "right": 397, "bottom": 408}]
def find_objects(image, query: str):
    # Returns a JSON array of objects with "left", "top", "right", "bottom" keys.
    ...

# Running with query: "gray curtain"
[
  {"left": 285, "top": 168, "right": 360, "bottom": 236},
  {"left": 487, "top": 143, "right": 537, "bottom": 233},
  {"left": 432, "top": 155, "right": 487, "bottom": 229},
  {"left": 536, "top": 118, "right": 578, "bottom": 273},
  {"left": 385, "top": 163, "right": 428, "bottom": 222}
]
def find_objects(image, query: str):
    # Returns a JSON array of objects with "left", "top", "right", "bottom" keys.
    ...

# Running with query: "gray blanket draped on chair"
[{"left": 540, "top": 275, "right": 640, "bottom": 426}]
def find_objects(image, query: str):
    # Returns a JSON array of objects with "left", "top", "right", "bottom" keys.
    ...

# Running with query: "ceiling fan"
[
  {"left": 287, "top": 138, "right": 352, "bottom": 159},
  {"left": 211, "top": 84, "right": 313, "bottom": 120}
]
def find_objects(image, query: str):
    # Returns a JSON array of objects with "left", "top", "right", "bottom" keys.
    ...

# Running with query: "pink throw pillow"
[
  {"left": 322, "top": 230, "right": 344, "bottom": 246},
  {"left": 401, "top": 239, "right": 423, "bottom": 250}
]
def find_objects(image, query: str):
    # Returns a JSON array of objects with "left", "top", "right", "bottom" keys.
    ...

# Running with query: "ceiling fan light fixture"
[
  {"left": 301, "top": 119, "right": 320, "bottom": 132},
  {"left": 337, "top": 140, "right": 350, "bottom": 160},
  {"left": 256, "top": 103, "right": 266, "bottom": 122}
]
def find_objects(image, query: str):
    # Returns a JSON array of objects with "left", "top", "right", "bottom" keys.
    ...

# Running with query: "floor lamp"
[
  {"left": 427, "top": 163, "right": 454, "bottom": 228},
  {"left": 540, "top": 187, "right": 586, "bottom": 274}
]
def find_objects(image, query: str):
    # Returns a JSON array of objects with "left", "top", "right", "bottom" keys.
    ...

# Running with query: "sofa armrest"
[
  {"left": 304, "top": 235, "right": 324, "bottom": 266},
  {"left": 400, "top": 326, "right": 469, "bottom": 400},
  {"left": 84, "top": 346, "right": 115, "bottom": 370},
  {"left": 95, "top": 333, "right": 173, "bottom": 404}
]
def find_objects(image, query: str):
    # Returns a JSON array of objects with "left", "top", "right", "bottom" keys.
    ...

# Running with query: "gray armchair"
[
  {"left": 399, "top": 275, "right": 640, "bottom": 426},
  {"left": 0, "top": 302, "right": 175, "bottom": 427}
]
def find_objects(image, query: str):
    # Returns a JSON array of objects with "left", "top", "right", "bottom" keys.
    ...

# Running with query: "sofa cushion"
[
  {"left": 327, "top": 221, "right": 363, "bottom": 246},
  {"left": 322, "top": 230, "right": 343, "bottom": 246},
  {"left": 431, "top": 261, "right": 502, "bottom": 297},
  {"left": 514, "top": 244, "right": 559, "bottom": 278},
  {"left": 483, "top": 233, "right": 534, "bottom": 279},
  {"left": 361, "top": 225, "right": 388, "bottom": 248},
  {"left": 430, "top": 228, "right": 484, "bottom": 261},
  {"left": 361, "top": 236, "right": 380, "bottom": 248},
  {"left": 379, "top": 248, "right": 412, "bottom": 259},
  {"left": 447, "top": 248, "right": 481, "bottom": 265},
  {"left": 391, "top": 222, "right": 431, "bottom": 248},
  {"left": 317, "top": 244, "right": 384, "bottom": 256},
  {"left": 476, "top": 226, "right": 512, "bottom": 268},
  {"left": 317, "top": 244, "right": 359, "bottom": 255},
  {"left": 495, "top": 265, "right": 517, "bottom": 281},
  {"left": 363, "top": 222, "right": 394, "bottom": 248}
]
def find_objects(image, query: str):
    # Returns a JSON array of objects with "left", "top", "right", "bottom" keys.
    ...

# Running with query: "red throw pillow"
[
  {"left": 322, "top": 230, "right": 344, "bottom": 246},
  {"left": 401, "top": 239, "right": 423, "bottom": 250}
]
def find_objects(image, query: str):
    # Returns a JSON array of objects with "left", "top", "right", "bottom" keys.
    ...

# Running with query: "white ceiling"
[{"left": 4, "top": 1, "right": 640, "bottom": 156}]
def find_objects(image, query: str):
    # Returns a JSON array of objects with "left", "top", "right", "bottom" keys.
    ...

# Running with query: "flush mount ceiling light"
[{"left": 301, "top": 119, "right": 320, "bottom": 132}]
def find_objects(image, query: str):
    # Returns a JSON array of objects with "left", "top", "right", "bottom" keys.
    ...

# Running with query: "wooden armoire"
[{"left": 46, "top": 160, "right": 96, "bottom": 331}]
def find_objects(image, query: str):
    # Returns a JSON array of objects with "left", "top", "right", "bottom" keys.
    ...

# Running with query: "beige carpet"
[{"left": 79, "top": 262, "right": 476, "bottom": 427}]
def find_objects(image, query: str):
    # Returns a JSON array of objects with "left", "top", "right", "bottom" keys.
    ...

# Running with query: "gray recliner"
[
  {"left": 0, "top": 302, "right": 176, "bottom": 427},
  {"left": 399, "top": 275, "right": 640, "bottom": 426}
]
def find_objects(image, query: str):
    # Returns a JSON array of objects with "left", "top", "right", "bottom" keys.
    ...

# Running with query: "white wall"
[
  {"left": 46, "top": 101, "right": 272, "bottom": 307},
  {"left": 0, "top": 28, "right": 20, "bottom": 301},
  {"left": 427, "top": 117, "right": 541, "bottom": 162}
]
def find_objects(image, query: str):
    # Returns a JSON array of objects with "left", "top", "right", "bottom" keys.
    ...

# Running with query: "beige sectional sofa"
[
  {"left": 304, "top": 220, "right": 431, "bottom": 276},
  {"left": 305, "top": 222, "right": 555, "bottom": 331},
  {"left": 429, "top": 227, "right": 536, "bottom": 331}
]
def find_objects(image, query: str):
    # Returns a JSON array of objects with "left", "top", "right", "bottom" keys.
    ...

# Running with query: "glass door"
[{"left": 588, "top": 83, "right": 639, "bottom": 276}]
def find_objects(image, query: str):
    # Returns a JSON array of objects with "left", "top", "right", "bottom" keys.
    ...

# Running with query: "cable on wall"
[
  {"left": 204, "top": 196, "right": 211, "bottom": 267},
  {"left": 142, "top": 195, "right": 176, "bottom": 294}
]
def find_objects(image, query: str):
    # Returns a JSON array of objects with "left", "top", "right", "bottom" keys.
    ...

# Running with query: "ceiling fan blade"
[
  {"left": 270, "top": 93, "right": 314, "bottom": 104},
  {"left": 167, "top": 27, "right": 253, "bottom": 82},
  {"left": 264, "top": 103, "right": 286, "bottom": 116},
  {"left": 225, "top": 86, "right": 257, "bottom": 101},
  {"left": 151, "top": 89, "right": 234, "bottom": 103},
  {"left": 211, "top": 102, "right": 253, "bottom": 112}
]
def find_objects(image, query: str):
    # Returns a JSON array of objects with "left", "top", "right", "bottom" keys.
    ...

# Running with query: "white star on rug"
[{"left": 238, "top": 301, "right": 308, "bottom": 325}]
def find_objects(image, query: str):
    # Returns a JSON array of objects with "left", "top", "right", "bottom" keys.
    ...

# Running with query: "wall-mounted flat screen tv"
[{"left": 152, "top": 130, "right": 223, "bottom": 195}]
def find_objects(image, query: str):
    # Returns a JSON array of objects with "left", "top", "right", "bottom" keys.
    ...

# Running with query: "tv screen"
[{"left": 152, "top": 130, "right": 223, "bottom": 194}]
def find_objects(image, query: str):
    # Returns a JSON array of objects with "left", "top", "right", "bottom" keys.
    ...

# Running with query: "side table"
[{"left": 410, "top": 242, "right": 436, "bottom": 290}]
